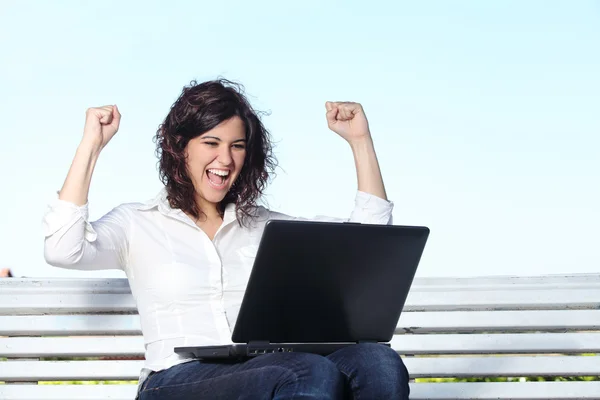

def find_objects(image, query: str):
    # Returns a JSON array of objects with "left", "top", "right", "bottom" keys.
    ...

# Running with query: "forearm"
[
  {"left": 349, "top": 136, "right": 387, "bottom": 201},
  {"left": 59, "top": 140, "right": 102, "bottom": 206}
]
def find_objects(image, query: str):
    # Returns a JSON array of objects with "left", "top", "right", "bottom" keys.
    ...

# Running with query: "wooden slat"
[
  {"left": 3, "top": 288, "right": 600, "bottom": 315},
  {"left": 403, "top": 289, "right": 600, "bottom": 311},
  {"left": 0, "top": 336, "right": 145, "bottom": 358},
  {"left": 397, "top": 309, "right": 600, "bottom": 333},
  {"left": 406, "top": 356, "right": 600, "bottom": 378},
  {"left": 414, "top": 282, "right": 600, "bottom": 291},
  {"left": 3, "top": 274, "right": 599, "bottom": 292},
  {"left": 391, "top": 332, "right": 600, "bottom": 355},
  {"left": 412, "top": 273, "right": 600, "bottom": 287},
  {"left": 3, "top": 332, "right": 600, "bottom": 358},
  {"left": 0, "top": 278, "right": 132, "bottom": 294},
  {"left": 0, "top": 384, "right": 136, "bottom": 400},
  {"left": 2, "top": 382, "right": 600, "bottom": 400},
  {"left": 0, "top": 315, "right": 142, "bottom": 336},
  {"left": 3, "top": 309, "right": 600, "bottom": 336},
  {"left": 409, "top": 382, "right": 600, "bottom": 399},
  {"left": 0, "top": 360, "right": 143, "bottom": 381},
  {"left": 0, "top": 293, "right": 137, "bottom": 315},
  {"left": 3, "top": 274, "right": 600, "bottom": 315},
  {"left": 2, "top": 356, "right": 600, "bottom": 381}
]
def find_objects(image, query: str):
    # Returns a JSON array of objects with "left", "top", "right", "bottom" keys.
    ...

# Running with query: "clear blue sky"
[{"left": 1, "top": 0, "right": 598, "bottom": 278}]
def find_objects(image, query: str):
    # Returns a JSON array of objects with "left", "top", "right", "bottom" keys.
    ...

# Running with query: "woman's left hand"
[{"left": 325, "top": 101, "right": 371, "bottom": 143}]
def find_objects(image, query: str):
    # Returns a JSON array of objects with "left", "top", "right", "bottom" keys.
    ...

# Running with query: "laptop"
[{"left": 175, "top": 219, "right": 429, "bottom": 360}]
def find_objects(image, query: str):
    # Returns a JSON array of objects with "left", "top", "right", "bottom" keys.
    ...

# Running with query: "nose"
[{"left": 217, "top": 146, "right": 233, "bottom": 166}]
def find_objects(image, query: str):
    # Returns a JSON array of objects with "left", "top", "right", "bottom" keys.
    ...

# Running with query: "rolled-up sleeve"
[
  {"left": 43, "top": 198, "right": 131, "bottom": 270},
  {"left": 268, "top": 191, "right": 394, "bottom": 225},
  {"left": 347, "top": 191, "right": 394, "bottom": 224}
]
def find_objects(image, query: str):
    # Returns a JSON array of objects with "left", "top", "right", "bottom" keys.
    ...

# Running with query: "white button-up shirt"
[{"left": 43, "top": 188, "right": 394, "bottom": 384}]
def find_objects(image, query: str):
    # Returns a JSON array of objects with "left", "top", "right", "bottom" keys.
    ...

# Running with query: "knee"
[
  {"left": 266, "top": 352, "right": 345, "bottom": 398},
  {"left": 332, "top": 344, "right": 410, "bottom": 398},
  {"left": 357, "top": 343, "right": 409, "bottom": 379},
  {"left": 290, "top": 352, "right": 345, "bottom": 382}
]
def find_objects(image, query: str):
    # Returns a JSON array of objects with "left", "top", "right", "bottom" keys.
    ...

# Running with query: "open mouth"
[{"left": 206, "top": 169, "right": 231, "bottom": 189}]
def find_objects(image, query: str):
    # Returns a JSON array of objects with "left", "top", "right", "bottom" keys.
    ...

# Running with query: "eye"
[
  {"left": 233, "top": 144, "right": 246, "bottom": 150},
  {"left": 203, "top": 142, "right": 218, "bottom": 147}
]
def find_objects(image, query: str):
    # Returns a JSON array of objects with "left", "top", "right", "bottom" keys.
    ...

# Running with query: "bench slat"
[
  {"left": 412, "top": 273, "right": 600, "bottom": 287},
  {"left": 0, "top": 278, "right": 132, "bottom": 294},
  {"left": 0, "top": 294, "right": 137, "bottom": 315},
  {"left": 397, "top": 309, "right": 600, "bottom": 333},
  {"left": 0, "top": 384, "right": 138, "bottom": 400},
  {"left": 3, "top": 274, "right": 599, "bottom": 291},
  {"left": 2, "top": 382, "right": 600, "bottom": 400},
  {"left": 3, "top": 309, "right": 600, "bottom": 336},
  {"left": 1, "top": 381, "right": 600, "bottom": 400},
  {"left": 0, "top": 315, "right": 141, "bottom": 336},
  {"left": 2, "top": 356, "right": 600, "bottom": 381},
  {"left": 0, "top": 336, "right": 144, "bottom": 357},
  {"left": 392, "top": 332, "right": 600, "bottom": 354},
  {"left": 3, "top": 332, "right": 600, "bottom": 358},
  {"left": 3, "top": 288, "right": 600, "bottom": 315},
  {"left": 407, "top": 356, "right": 600, "bottom": 378},
  {"left": 406, "top": 289, "right": 600, "bottom": 311},
  {"left": 0, "top": 360, "right": 143, "bottom": 381},
  {"left": 410, "top": 382, "right": 600, "bottom": 399}
]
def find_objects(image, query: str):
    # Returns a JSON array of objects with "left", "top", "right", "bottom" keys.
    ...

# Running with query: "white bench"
[{"left": 1, "top": 274, "right": 600, "bottom": 400}]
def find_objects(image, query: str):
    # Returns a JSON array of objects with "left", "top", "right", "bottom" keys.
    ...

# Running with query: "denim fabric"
[{"left": 138, "top": 343, "right": 409, "bottom": 399}]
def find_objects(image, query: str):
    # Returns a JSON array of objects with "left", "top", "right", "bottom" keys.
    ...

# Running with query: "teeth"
[{"left": 208, "top": 169, "right": 229, "bottom": 177}]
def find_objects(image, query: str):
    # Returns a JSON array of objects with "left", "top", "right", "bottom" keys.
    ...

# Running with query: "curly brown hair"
[{"left": 153, "top": 78, "right": 277, "bottom": 225}]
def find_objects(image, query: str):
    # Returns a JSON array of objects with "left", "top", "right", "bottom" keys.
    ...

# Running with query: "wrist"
[
  {"left": 78, "top": 138, "right": 103, "bottom": 159},
  {"left": 348, "top": 135, "right": 374, "bottom": 152}
]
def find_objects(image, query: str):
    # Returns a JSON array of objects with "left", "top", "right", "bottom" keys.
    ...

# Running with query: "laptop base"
[{"left": 175, "top": 342, "right": 390, "bottom": 360}]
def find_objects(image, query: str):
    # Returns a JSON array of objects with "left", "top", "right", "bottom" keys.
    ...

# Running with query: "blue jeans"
[{"left": 138, "top": 343, "right": 409, "bottom": 399}]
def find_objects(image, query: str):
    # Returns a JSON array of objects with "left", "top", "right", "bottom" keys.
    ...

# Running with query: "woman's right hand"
[{"left": 82, "top": 105, "right": 121, "bottom": 151}]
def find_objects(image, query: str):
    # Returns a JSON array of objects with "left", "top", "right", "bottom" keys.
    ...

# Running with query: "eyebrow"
[{"left": 201, "top": 136, "right": 246, "bottom": 143}]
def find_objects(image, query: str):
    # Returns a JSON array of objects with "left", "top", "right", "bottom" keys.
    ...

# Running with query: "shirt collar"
[
  {"left": 136, "top": 187, "right": 238, "bottom": 221},
  {"left": 135, "top": 187, "right": 169, "bottom": 213}
]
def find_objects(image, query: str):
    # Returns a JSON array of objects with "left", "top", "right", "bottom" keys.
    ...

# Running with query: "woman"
[{"left": 43, "top": 79, "right": 409, "bottom": 399}]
